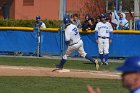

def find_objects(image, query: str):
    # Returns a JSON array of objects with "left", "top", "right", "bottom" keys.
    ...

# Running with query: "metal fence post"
[
  {"left": 37, "top": 27, "right": 41, "bottom": 57},
  {"left": 60, "top": 24, "right": 65, "bottom": 57}
]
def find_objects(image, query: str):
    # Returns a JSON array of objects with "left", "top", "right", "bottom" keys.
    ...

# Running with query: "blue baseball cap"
[
  {"left": 100, "top": 14, "right": 106, "bottom": 18},
  {"left": 116, "top": 56, "right": 140, "bottom": 72},
  {"left": 36, "top": 16, "right": 40, "bottom": 20}
]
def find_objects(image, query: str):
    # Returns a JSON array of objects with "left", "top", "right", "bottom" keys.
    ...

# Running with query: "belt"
[
  {"left": 98, "top": 36, "right": 109, "bottom": 39},
  {"left": 69, "top": 39, "right": 81, "bottom": 46}
]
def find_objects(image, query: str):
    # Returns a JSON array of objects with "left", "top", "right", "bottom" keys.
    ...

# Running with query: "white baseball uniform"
[
  {"left": 56, "top": 20, "right": 99, "bottom": 69},
  {"left": 95, "top": 22, "right": 113, "bottom": 54},
  {"left": 40, "top": 22, "right": 46, "bottom": 28},
  {"left": 34, "top": 21, "right": 46, "bottom": 57},
  {"left": 62, "top": 24, "right": 87, "bottom": 60}
]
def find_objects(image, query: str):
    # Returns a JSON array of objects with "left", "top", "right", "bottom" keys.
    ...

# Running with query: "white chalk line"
[
  {"left": 90, "top": 73, "right": 120, "bottom": 77},
  {"left": 0, "top": 66, "right": 42, "bottom": 71}
]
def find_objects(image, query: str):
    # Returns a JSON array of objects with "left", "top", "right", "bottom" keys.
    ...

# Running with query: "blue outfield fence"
[
  {"left": 0, "top": 27, "right": 140, "bottom": 57},
  {"left": 80, "top": 32, "right": 140, "bottom": 57},
  {"left": 0, "top": 30, "right": 36, "bottom": 52}
]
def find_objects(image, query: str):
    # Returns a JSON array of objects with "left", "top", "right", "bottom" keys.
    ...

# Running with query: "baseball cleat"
[
  {"left": 52, "top": 64, "right": 63, "bottom": 72},
  {"left": 95, "top": 59, "right": 99, "bottom": 70},
  {"left": 55, "top": 64, "right": 63, "bottom": 69},
  {"left": 100, "top": 62, "right": 104, "bottom": 65},
  {"left": 104, "top": 62, "right": 109, "bottom": 65}
]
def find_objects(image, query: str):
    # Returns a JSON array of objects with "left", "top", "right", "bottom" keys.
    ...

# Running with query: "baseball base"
[{"left": 52, "top": 68, "right": 70, "bottom": 72}]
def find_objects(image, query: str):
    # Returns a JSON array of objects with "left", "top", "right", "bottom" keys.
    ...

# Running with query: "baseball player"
[
  {"left": 87, "top": 56, "right": 140, "bottom": 93},
  {"left": 55, "top": 15, "right": 99, "bottom": 70},
  {"left": 95, "top": 14, "right": 113, "bottom": 65},
  {"left": 34, "top": 16, "right": 46, "bottom": 28},
  {"left": 34, "top": 16, "right": 46, "bottom": 57}
]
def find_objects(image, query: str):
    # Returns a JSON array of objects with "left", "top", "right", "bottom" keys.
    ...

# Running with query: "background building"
[
  {"left": 0, "top": 0, "right": 60, "bottom": 20},
  {"left": 0, "top": 0, "right": 138, "bottom": 20}
]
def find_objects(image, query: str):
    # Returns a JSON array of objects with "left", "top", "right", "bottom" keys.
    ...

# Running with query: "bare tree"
[{"left": 80, "top": 0, "right": 106, "bottom": 18}]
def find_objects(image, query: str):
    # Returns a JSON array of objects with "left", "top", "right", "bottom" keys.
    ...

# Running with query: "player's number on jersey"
[
  {"left": 72, "top": 27, "right": 78, "bottom": 35},
  {"left": 106, "top": 30, "right": 109, "bottom": 33}
]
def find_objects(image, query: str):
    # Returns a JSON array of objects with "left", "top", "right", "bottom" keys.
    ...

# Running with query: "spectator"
[
  {"left": 82, "top": 14, "right": 92, "bottom": 30},
  {"left": 114, "top": 10, "right": 129, "bottom": 30},
  {"left": 106, "top": 12, "right": 118, "bottom": 30},
  {"left": 87, "top": 56, "right": 140, "bottom": 93},
  {"left": 72, "top": 13, "right": 82, "bottom": 29},
  {"left": 82, "top": 14, "right": 94, "bottom": 31},
  {"left": 92, "top": 16, "right": 101, "bottom": 29},
  {"left": 95, "top": 16, "right": 101, "bottom": 23}
]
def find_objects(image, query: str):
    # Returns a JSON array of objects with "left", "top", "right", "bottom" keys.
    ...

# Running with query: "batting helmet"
[
  {"left": 63, "top": 16, "right": 70, "bottom": 25},
  {"left": 116, "top": 56, "right": 140, "bottom": 72},
  {"left": 36, "top": 16, "right": 40, "bottom": 20}
]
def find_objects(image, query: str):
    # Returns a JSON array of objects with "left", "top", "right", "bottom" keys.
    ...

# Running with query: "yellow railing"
[
  {"left": 0, "top": 27, "right": 59, "bottom": 31},
  {"left": 0, "top": 27, "right": 140, "bottom": 34},
  {"left": 79, "top": 30, "right": 140, "bottom": 34}
]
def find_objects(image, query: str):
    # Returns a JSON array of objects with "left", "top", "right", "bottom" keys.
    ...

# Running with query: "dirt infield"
[{"left": 0, "top": 65, "right": 121, "bottom": 79}]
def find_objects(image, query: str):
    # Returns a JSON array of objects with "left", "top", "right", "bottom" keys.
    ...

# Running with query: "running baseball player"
[
  {"left": 55, "top": 15, "right": 99, "bottom": 70},
  {"left": 95, "top": 14, "right": 113, "bottom": 65}
]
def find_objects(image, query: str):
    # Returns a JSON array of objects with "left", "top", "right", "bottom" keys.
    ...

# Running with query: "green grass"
[
  {"left": 0, "top": 56, "right": 123, "bottom": 71},
  {"left": 0, "top": 76, "right": 128, "bottom": 93},
  {"left": 0, "top": 56, "right": 126, "bottom": 93}
]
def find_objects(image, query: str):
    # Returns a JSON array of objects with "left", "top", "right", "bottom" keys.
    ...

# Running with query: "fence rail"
[{"left": 0, "top": 27, "right": 139, "bottom": 57}]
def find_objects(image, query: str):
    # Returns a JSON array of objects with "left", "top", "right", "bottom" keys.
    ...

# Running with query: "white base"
[
  {"left": 52, "top": 68, "right": 70, "bottom": 72},
  {"left": 58, "top": 69, "right": 70, "bottom": 72}
]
